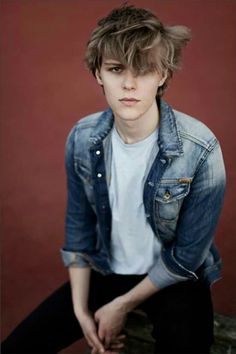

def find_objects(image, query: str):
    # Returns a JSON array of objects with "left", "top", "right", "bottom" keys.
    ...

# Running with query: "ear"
[
  {"left": 158, "top": 70, "right": 168, "bottom": 87},
  {"left": 95, "top": 69, "right": 103, "bottom": 86}
]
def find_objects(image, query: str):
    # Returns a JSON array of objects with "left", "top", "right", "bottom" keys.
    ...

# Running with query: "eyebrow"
[{"left": 103, "top": 61, "right": 123, "bottom": 66}]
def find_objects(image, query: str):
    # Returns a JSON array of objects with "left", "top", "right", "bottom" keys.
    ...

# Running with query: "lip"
[
  {"left": 119, "top": 97, "right": 140, "bottom": 106},
  {"left": 119, "top": 97, "right": 140, "bottom": 102}
]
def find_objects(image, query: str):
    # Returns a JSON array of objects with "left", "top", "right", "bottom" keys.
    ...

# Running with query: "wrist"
[
  {"left": 115, "top": 276, "right": 159, "bottom": 313},
  {"left": 115, "top": 295, "right": 137, "bottom": 313},
  {"left": 74, "top": 306, "right": 90, "bottom": 319}
]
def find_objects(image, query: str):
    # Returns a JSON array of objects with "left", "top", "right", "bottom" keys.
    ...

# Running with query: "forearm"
[
  {"left": 69, "top": 266, "right": 91, "bottom": 317},
  {"left": 117, "top": 275, "right": 159, "bottom": 312}
]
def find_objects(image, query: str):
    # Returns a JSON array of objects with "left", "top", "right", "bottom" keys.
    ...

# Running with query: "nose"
[{"left": 122, "top": 70, "right": 136, "bottom": 90}]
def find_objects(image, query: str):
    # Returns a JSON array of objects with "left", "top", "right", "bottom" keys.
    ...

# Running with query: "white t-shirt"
[{"left": 109, "top": 126, "right": 161, "bottom": 274}]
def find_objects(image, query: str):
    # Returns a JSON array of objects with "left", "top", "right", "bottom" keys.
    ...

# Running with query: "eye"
[{"left": 109, "top": 66, "right": 123, "bottom": 73}]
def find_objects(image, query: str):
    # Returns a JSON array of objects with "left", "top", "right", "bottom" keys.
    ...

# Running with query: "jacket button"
[
  {"left": 160, "top": 159, "right": 167, "bottom": 164},
  {"left": 96, "top": 150, "right": 101, "bottom": 155},
  {"left": 97, "top": 173, "right": 102, "bottom": 178},
  {"left": 163, "top": 191, "right": 171, "bottom": 200}
]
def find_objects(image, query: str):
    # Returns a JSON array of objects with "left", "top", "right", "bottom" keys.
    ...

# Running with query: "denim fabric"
[{"left": 61, "top": 99, "right": 226, "bottom": 289}]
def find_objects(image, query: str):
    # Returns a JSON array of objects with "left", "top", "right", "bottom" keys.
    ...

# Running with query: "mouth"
[{"left": 119, "top": 97, "right": 140, "bottom": 106}]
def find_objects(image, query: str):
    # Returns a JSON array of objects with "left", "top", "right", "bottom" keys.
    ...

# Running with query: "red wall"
[{"left": 1, "top": 0, "right": 236, "bottom": 344}]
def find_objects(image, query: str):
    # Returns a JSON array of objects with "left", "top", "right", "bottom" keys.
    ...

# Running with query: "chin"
[
  {"left": 119, "top": 115, "right": 142, "bottom": 122},
  {"left": 114, "top": 108, "right": 143, "bottom": 122}
]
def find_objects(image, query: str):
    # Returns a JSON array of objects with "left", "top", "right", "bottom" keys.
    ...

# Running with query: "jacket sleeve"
[
  {"left": 148, "top": 140, "right": 226, "bottom": 289},
  {"left": 60, "top": 125, "right": 97, "bottom": 268}
]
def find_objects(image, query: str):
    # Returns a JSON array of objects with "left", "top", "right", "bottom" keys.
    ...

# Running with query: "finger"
[
  {"left": 104, "top": 334, "right": 113, "bottom": 350},
  {"left": 109, "top": 342, "right": 125, "bottom": 349},
  {"left": 89, "top": 332, "right": 105, "bottom": 353},
  {"left": 98, "top": 326, "right": 106, "bottom": 343},
  {"left": 94, "top": 310, "right": 100, "bottom": 323},
  {"left": 91, "top": 346, "right": 104, "bottom": 354},
  {"left": 110, "top": 338, "right": 125, "bottom": 345},
  {"left": 109, "top": 337, "right": 126, "bottom": 346},
  {"left": 86, "top": 338, "right": 94, "bottom": 348},
  {"left": 91, "top": 348, "right": 104, "bottom": 354},
  {"left": 116, "top": 334, "right": 126, "bottom": 340},
  {"left": 85, "top": 334, "right": 99, "bottom": 350},
  {"left": 109, "top": 340, "right": 124, "bottom": 347}
]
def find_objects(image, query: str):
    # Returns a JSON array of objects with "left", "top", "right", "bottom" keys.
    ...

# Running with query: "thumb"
[{"left": 94, "top": 311, "right": 99, "bottom": 323}]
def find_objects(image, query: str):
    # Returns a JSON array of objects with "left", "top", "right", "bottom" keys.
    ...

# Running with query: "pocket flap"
[{"left": 155, "top": 180, "right": 191, "bottom": 203}]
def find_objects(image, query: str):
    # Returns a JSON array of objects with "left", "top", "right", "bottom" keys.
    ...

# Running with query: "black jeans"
[{"left": 2, "top": 270, "right": 214, "bottom": 354}]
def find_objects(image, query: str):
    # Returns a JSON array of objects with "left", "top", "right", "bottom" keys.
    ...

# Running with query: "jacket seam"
[
  {"left": 170, "top": 248, "right": 198, "bottom": 280},
  {"left": 195, "top": 139, "right": 219, "bottom": 174},
  {"left": 75, "top": 112, "right": 103, "bottom": 129},
  {"left": 179, "top": 131, "right": 217, "bottom": 151},
  {"left": 160, "top": 253, "right": 188, "bottom": 280}
]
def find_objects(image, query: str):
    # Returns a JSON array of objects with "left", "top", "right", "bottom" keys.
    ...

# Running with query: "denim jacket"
[{"left": 61, "top": 99, "right": 226, "bottom": 289}]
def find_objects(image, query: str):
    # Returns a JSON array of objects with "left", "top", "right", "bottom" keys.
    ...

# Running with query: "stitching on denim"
[{"left": 180, "top": 131, "right": 217, "bottom": 151}]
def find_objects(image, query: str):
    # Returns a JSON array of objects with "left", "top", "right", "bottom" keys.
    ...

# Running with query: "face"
[{"left": 95, "top": 59, "right": 167, "bottom": 123}]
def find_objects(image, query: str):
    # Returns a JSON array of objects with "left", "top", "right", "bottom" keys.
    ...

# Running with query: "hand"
[
  {"left": 91, "top": 334, "right": 126, "bottom": 354},
  {"left": 76, "top": 311, "right": 105, "bottom": 353},
  {"left": 94, "top": 297, "right": 128, "bottom": 350}
]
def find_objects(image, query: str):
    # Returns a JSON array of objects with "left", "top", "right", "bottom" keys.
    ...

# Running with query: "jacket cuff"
[
  {"left": 60, "top": 249, "right": 90, "bottom": 268},
  {"left": 148, "top": 256, "right": 189, "bottom": 289}
]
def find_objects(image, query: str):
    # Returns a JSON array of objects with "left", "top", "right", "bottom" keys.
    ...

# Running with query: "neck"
[{"left": 114, "top": 100, "right": 159, "bottom": 144}]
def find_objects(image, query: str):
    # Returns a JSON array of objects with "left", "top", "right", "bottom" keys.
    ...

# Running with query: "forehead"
[{"left": 102, "top": 58, "right": 123, "bottom": 65}]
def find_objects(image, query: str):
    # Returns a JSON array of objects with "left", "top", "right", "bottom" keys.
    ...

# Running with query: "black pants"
[{"left": 2, "top": 270, "right": 214, "bottom": 354}]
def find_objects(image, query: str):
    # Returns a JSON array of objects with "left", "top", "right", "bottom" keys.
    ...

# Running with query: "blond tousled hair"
[{"left": 85, "top": 5, "right": 191, "bottom": 97}]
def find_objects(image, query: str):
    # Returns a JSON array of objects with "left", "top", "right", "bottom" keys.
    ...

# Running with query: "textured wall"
[{"left": 1, "top": 0, "right": 235, "bottom": 343}]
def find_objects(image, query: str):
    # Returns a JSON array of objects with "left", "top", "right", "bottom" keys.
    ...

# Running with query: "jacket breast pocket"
[{"left": 155, "top": 180, "right": 191, "bottom": 222}]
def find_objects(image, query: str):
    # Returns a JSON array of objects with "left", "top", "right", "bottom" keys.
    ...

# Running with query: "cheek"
[
  {"left": 141, "top": 78, "right": 159, "bottom": 95},
  {"left": 143, "top": 86, "right": 158, "bottom": 101},
  {"left": 102, "top": 88, "right": 118, "bottom": 108},
  {"left": 103, "top": 82, "right": 119, "bottom": 100}
]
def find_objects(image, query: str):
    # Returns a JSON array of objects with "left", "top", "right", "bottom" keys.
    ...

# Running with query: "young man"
[{"left": 2, "top": 5, "right": 226, "bottom": 354}]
